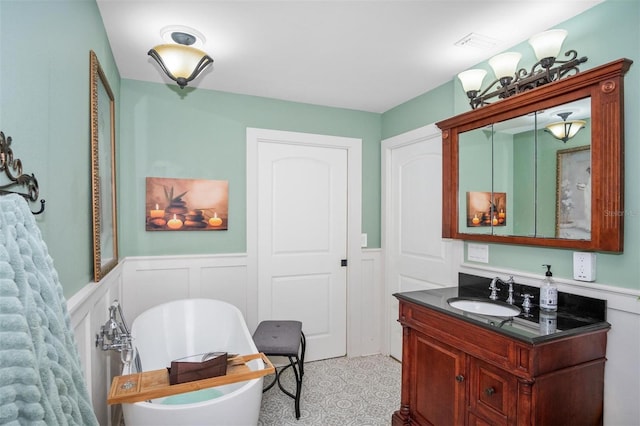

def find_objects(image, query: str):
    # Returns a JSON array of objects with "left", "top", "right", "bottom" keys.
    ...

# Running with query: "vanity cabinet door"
[
  {"left": 410, "top": 331, "right": 467, "bottom": 426},
  {"left": 468, "top": 357, "right": 518, "bottom": 426}
]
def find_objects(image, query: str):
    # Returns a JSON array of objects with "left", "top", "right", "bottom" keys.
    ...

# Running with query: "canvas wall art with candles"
[{"left": 145, "top": 177, "right": 229, "bottom": 231}]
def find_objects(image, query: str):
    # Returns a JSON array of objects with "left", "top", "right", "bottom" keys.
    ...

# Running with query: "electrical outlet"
[{"left": 573, "top": 252, "right": 596, "bottom": 282}]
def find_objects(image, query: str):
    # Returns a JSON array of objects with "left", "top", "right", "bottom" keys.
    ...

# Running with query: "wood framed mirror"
[
  {"left": 90, "top": 50, "right": 118, "bottom": 281},
  {"left": 437, "top": 58, "right": 632, "bottom": 252}
]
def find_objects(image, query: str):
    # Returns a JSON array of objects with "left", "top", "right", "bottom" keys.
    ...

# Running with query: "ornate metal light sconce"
[{"left": 458, "top": 29, "right": 587, "bottom": 110}]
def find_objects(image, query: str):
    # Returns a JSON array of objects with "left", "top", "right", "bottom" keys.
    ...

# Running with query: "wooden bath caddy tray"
[{"left": 108, "top": 353, "right": 274, "bottom": 404}]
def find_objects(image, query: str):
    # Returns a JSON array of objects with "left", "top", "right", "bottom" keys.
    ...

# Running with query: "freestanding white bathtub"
[{"left": 121, "top": 299, "right": 264, "bottom": 426}]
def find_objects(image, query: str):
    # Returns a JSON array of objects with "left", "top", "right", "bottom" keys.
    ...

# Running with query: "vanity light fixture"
[
  {"left": 148, "top": 29, "right": 213, "bottom": 89},
  {"left": 544, "top": 112, "right": 586, "bottom": 143},
  {"left": 458, "top": 29, "right": 587, "bottom": 109}
]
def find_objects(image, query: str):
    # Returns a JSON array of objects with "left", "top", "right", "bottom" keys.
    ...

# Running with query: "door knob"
[
  {"left": 455, "top": 375, "right": 465, "bottom": 383},
  {"left": 484, "top": 387, "right": 495, "bottom": 396}
]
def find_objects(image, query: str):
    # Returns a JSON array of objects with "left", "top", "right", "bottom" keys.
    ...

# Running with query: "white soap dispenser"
[{"left": 539, "top": 264, "right": 558, "bottom": 311}]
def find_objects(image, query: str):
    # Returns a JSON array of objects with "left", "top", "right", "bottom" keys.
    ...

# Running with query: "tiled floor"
[{"left": 258, "top": 354, "right": 401, "bottom": 426}]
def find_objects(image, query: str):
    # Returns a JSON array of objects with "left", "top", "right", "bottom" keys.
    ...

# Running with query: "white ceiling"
[{"left": 96, "top": 0, "right": 603, "bottom": 113}]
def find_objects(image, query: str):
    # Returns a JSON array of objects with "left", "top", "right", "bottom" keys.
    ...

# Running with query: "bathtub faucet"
[{"left": 96, "top": 300, "right": 134, "bottom": 364}]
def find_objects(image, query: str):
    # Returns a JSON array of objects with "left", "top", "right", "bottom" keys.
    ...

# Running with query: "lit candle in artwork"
[
  {"left": 498, "top": 209, "right": 506, "bottom": 219},
  {"left": 208, "top": 212, "right": 223, "bottom": 227},
  {"left": 492, "top": 215, "right": 499, "bottom": 226},
  {"left": 472, "top": 214, "right": 480, "bottom": 225},
  {"left": 167, "top": 214, "right": 183, "bottom": 230},
  {"left": 150, "top": 203, "right": 165, "bottom": 218}
]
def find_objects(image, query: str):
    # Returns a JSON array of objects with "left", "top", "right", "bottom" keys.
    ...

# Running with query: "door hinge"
[{"left": 341, "top": 259, "right": 348, "bottom": 267}]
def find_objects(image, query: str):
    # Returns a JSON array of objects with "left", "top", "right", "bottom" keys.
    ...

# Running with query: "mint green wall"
[
  {"left": 381, "top": 0, "right": 640, "bottom": 289},
  {"left": 118, "top": 80, "right": 381, "bottom": 256},
  {"left": 458, "top": 128, "right": 492, "bottom": 234},
  {"left": 513, "top": 131, "right": 535, "bottom": 236},
  {"left": 381, "top": 82, "right": 454, "bottom": 140},
  {"left": 2, "top": 0, "right": 637, "bottom": 297},
  {"left": 0, "top": 0, "right": 119, "bottom": 298},
  {"left": 492, "top": 131, "right": 514, "bottom": 236}
]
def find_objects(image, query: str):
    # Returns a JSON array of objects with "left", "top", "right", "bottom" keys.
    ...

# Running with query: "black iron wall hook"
[{"left": 0, "top": 131, "right": 46, "bottom": 215}]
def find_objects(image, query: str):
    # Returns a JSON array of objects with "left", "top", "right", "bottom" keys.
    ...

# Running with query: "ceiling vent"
[{"left": 454, "top": 33, "right": 500, "bottom": 50}]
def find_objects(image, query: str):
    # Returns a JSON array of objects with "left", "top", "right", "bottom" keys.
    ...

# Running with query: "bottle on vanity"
[{"left": 539, "top": 264, "right": 558, "bottom": 312}]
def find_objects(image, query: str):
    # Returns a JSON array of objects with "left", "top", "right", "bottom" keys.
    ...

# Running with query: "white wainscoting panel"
[
  {"left": 360, "top": 249, "right": 383, "bottom": 356},
  {"left": 200, "top": 263, "right": 249, "bottom": 315},
  {"left": 121, "top": 252, "right": 380, "bottom": 357},
  {"left": 604, "top": 307, "right": 640, "bottom": 425},
  {"left": 66, "top": 263, "right": 124, "bottom": 426},
  {"left": 121, "top": 254, "right": 249, "bottom": 329},
  {"left": 66, "top": 251, "right": 382, "bottom": 425},
  {"left": 63, "top": 251, "right": 639, "bottom": 425}
]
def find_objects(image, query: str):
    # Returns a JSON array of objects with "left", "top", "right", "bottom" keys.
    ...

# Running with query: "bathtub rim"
[{"left": 123, "top": 298, "right": 264, "bottom": 409}]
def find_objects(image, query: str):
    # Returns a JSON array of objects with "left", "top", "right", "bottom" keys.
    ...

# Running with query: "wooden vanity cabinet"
[{"left": 393, "top": 298, "right": 608, "bottom": 426}]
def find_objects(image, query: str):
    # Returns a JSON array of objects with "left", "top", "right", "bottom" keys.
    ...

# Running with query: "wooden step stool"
[{"left": 253, "top": 320, "right": 306, "bottom": 419}]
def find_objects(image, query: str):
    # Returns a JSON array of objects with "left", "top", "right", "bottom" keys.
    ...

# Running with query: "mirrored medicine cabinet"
[{"left": 436, "top": 58, "right": 632, "bottom": 252}]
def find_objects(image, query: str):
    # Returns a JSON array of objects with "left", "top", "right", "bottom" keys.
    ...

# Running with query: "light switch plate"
[
  {"left": 468, "top": 243, "right": 489, "bottom": 263},
  {"left": 573, "top": 252, "right": 596, "bottom": 282}
]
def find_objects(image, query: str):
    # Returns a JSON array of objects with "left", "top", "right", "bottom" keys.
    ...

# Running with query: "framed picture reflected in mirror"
[
  {"left": 466, "top": 191, "right": 507, "bottom": 227},
  {"left": 556, "top": 146, "right": 591, "bottom": 239}
]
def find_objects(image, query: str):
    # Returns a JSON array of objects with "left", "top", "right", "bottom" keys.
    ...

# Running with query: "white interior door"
[
  {"left": 248, "top": 129, "right": 358, "bottom": 362},
  {"left": 382, "top": 124, "right": 456, "bottom": 360}
]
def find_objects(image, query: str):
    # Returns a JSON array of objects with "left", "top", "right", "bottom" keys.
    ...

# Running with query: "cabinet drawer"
[{"left": 469, "top": 357, "right": 517, "bottom": 425}]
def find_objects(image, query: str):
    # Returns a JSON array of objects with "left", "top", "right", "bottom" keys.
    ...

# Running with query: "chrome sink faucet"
[
  {"left": 489, "top": 276, "right": 515, "bottom": 304},
  {"left": 505, "top": 276, "right": 515, "bottom": 304},
  {"left": 488, "top": 277, "right": 502, "bottom": 300}
]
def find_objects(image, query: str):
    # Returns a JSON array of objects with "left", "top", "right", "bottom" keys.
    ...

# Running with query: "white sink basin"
[{"left": 447, "top": 297, "right": 521, "bottom": 317}]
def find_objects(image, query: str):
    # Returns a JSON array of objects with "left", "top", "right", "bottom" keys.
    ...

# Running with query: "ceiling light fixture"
[
  {"left": 545, "top": 112, "right": 586, "bottom": 143},
  {"left": 458, "top": 29, "right": 587, "bottom": 109},
  {"left": 148, "top": 29, "right": 213, "bottom": 89}
]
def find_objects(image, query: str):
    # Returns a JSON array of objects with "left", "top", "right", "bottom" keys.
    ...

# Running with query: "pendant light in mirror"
[{"left": 545, "top": 112, "right": 586, "bottom": 143}]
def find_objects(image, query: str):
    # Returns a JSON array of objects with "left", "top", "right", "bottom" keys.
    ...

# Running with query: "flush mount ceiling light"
[
  {"left": 148, "top": 27, "right": 213, "bottom": 89},
  {"left": 545, "top": 112, "right": 586, "bottom": 143},
  {"left": 458, "top": 29, "right": 587, "bottom": 109}
]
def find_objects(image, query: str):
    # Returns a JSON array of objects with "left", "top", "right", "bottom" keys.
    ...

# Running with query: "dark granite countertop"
[{"left": 394, "top": 273, "right": 610, "bottom": 344}]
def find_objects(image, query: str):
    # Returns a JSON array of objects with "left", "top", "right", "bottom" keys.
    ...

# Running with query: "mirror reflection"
[
  {"left": 459, "top": 125, "right": 493, "bottom": 235},
  {"left": 458, "top": 98, "right": 591, "bottom": 240}
]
